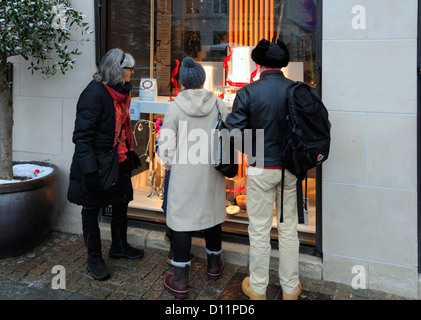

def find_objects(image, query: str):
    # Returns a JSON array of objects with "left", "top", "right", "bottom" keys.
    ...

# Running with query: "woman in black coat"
[{"left": 68, "top": 48, "right": 143, "bottom": 281}]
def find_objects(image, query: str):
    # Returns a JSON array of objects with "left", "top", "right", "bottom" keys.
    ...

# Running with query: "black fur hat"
[{"left": 251, "top": 39, "right": 290, "bottom": 68}]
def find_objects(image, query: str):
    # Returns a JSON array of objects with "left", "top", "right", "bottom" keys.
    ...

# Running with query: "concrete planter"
[{"left": 0, "top": 161, "right": 58, "bottom": 258}]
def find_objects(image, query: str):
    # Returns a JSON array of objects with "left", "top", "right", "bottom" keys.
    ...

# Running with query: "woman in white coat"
[{"left": 158, "top": 57, "right": 230, "bottom": 299}]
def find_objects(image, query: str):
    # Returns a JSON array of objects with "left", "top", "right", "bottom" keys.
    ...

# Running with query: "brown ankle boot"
[
  {"left": 282, "top": 282, "right": 302, "bottom": 300},
  {"left": 242, "top": 277, "right": 266, "bottom": 300}
]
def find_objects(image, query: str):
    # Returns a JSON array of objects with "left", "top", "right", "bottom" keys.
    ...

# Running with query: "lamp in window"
[
  {"left": 228, "top": 46, "right": 258, "bottom": 87},
  {"left": 200, "top": 62, "right": 225, "bottom": 94},
  {"left": 203, "top": 65, "right": 213, "bottom": 92}
]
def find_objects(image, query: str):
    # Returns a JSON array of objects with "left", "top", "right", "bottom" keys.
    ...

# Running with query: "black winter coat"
[
  {"left": 225, "top": 71, "right": 294, "bottom": 167},
  {"left": 67, "top": 80, "right": 134, "bottom": 207}
]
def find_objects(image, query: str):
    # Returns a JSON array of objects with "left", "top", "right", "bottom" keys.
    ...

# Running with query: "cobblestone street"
[{"left": 0, "top": 231, "right": 408, "bottom": 301}]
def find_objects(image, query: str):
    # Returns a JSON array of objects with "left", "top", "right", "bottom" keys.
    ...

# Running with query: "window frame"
[{"left": 94, "top": 0, "right": 325, "bottom": 255}]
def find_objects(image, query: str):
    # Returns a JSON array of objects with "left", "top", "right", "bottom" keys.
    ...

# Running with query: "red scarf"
[{"left": 103, "top": 83, "right": 134, "bottom": 163}]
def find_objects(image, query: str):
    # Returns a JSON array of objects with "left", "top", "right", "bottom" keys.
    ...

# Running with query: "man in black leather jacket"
[{"left": 226, "top": 39, "right": 302, "bottom": 300}]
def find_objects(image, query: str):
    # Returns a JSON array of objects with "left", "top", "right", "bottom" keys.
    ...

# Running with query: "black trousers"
[
  {"left": 81, "top": 202, "right": 128, "bottom": 239},
  {"left": 172, "top": 224, "right": 222, "bottom": 263}
]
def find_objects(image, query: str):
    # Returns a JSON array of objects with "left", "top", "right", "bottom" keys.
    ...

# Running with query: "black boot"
[
  {"left": 207, "top": 252, "right": 224, "bottom": 281},
  {"left": 109, "top": 204, "right": 144, "bottom": 259},
  {"left": 82, "top": 209, "right": 110, "bottom": 281}
]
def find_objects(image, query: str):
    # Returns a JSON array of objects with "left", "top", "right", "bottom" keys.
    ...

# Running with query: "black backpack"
[{"left": 280, "top": 81, "right": 331, "bottom": 224}]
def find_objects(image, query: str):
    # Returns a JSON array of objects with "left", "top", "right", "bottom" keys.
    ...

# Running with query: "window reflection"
[{"left": 107, "top": 0, "right": 317, "bottom": 95}]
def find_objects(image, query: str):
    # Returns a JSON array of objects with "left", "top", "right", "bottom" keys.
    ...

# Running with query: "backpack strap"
[
  {"left": 296, "top": 178, "right": 305, "bottom": 224},
  {"left": 280, "top": 169, "right": 305, "bottom": 225},
  {"left": 280, "top": 167, "right": 285, "bottom": 223}
]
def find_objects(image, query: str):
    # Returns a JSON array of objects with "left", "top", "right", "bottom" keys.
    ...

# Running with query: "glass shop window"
[{"left": 104, "top": 0, "right": 319, "bottom": 245}]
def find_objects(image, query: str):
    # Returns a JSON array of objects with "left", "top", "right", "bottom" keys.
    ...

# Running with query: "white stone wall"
[
  {"left": 10, "top": 0, "right": 96, "bottom": 233},
  {"left": 322, "top": 0, "right": 419, "bottom": 298}
]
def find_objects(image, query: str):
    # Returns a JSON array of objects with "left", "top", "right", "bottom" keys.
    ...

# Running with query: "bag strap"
[
  {"left": 215, "top": 100, "right": 222, "bottom": 121},
  {"left": 280, "top": 168, "right": 305, "bottom": 225},
  {"left": 296, "top": 178, "right": 305, "bottom": 224},
  {"left": 280, "top": 167, "right": 285, "bottom": 223},
  {"left": 116, "top": 125, "right": 124, "bottom": 144},
  {"left": 103, "top": 82, "right": 129, "bottom": 147}
]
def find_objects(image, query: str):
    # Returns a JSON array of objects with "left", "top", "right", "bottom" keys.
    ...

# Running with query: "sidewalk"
[{"left": 0, "top": 230, "right": 408, "bottom": 301}]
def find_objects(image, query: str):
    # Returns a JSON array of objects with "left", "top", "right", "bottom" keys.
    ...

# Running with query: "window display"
[{"left": 104, "top": 0, "right": 318, "bottom": 245}]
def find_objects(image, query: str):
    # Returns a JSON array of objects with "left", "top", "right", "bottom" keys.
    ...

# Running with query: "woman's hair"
[{"left": 93, "top": 48, "right": 135, "bottom": 85}]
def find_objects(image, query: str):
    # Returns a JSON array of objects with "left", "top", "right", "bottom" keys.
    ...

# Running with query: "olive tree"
[{"left": 0, "top": 0, "right": 91, "bottom": 179}]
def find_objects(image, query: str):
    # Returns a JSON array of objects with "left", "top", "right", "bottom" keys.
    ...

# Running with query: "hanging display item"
[{"left": 132, "top": 117, "right": 166, "bottom": 201}]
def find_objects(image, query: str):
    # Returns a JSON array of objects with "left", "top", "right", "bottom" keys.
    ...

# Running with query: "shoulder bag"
[{"left": 212, "top": 102, "right": 238, "bottom": 178}]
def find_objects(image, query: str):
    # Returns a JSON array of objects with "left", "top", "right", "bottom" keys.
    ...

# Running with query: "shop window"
[
  {"left": 187, "top": 0, "right": 201, "bottom": 14},
  {"left": 100, "top": 0, "right": 319, "bottom": 246},
  {"left": 214, "top": 0, "right": 229, "bottom": 14}
]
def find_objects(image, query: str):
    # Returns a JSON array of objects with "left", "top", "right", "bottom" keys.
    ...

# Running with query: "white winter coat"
[{"left": 157, "top": 89, "right": 230, "bottom": 232}]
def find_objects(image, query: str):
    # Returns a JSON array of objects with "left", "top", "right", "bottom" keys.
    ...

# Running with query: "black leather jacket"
[{"left": 225, "top": 71, "right": 294, "bottom": 167}]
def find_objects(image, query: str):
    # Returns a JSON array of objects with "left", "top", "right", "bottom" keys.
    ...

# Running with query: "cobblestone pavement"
[{"left": 0, "top": 231, "right": 408, "bottom": 301}]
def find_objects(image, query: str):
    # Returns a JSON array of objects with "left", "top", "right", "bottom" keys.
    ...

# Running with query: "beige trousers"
[{"left": 246, "top": 166, "right": 300, "bottom": 295}]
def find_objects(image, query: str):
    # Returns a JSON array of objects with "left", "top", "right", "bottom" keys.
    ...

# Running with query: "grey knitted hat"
[{"left": 179, "top": 57, "right": 206, "bottom": 89}]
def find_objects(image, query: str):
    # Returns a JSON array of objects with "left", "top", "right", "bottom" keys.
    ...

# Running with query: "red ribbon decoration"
[
  {"left": 220, "top": 46, "right": 233, "bottom": 87},
  {"left": 250, "top": 62, "right": 258, "bottom": 83},
  {"left": 169, "top": 59, "right": 180, "bottom": 101},
  {"left": 219, "top": 79, "right": 249, "bottom": 88},
  {"left": 222, "top": 46, "right": 233, "bottom": 75},
  {"left": 225, "top": 186, "right": 246, "bottom": 193}
]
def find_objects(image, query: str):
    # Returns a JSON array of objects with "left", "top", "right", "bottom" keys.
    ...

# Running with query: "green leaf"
[{"left": 0, "top": 0, "right": 91, "bottom": 83}]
